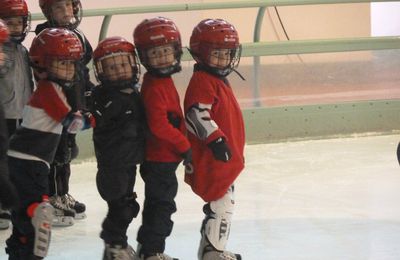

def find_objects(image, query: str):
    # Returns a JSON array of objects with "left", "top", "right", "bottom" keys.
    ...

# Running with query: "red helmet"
[
  {"left": 0, "top": 19, "right": 9, "bottom": 44},
  {"left": 39, "top": 0, "right": 82, "bottom": 29},
  {"left": 0, "top": 0, "right": 31, "bottom": 42},
  {"left": 30, "top": 28, "right": 82, "bottom": 70},
  {"left": 133, "top": 17, "right": 182, "bottom": 76},
  {"left": 93, "top": 36, "right": 140, "bottom": 87},
  {"left": 190, "top": 19, "right": 241, "bottom": 77}
]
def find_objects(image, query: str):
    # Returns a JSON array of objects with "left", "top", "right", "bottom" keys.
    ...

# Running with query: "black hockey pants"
[
  {"left": 6, "top": 157, "right": 49, "bottom": 259},
  {"left": 137, "top": 161, "right": 179, "bottom": 255},
  {"left": 97, "top": 165, "right": 140, "bottom": 246}
]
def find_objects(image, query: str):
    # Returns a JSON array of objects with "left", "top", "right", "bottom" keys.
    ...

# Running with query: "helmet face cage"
[
  {"left": 0, "top": 0, "right": 31, "bottom": 42},
  {"left": 137, "top": 42, "right": 182, "bottom": 77},
  {"left": 200, "top": 44, "right": 241, "bottom": 77},
  {"left": 45, "top": 57, "right": 79, "bottom": 88},
  {"left": 40, "top": 0, "right": 82, "bottom": 30},
  {"left": 94, "top": 52, "right": 140, "bottom": 88}
]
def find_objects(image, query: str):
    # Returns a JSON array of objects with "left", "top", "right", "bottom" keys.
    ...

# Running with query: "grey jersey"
[{"left": 0, "top": 41, "right": 33, "bottom": 119}]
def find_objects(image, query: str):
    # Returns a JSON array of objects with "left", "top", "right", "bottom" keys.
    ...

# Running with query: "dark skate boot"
[
  {"left": 103, "top": 243, "right": 135, "bottom": 260},
  {"left": 49, "top": 195, "right": 75, "bottom": 227},
  {"left": 136, "top": 244, "right": 178, "bottom": 260},
  {"left": 62, "top": 193, "right": 86, "bottom": 219}
]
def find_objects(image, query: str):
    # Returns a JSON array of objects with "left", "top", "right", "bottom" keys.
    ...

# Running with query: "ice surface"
[{"left": 1, "top": 134, "right": 400, "bottom": 260}]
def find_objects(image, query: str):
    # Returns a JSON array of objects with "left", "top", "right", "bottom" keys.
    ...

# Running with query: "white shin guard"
[
  {"left": 31, "top": 200, "right": 54, "bottom": 258},
  {"left": 202, "top": 186, "right": 235, "bottom": 251}
]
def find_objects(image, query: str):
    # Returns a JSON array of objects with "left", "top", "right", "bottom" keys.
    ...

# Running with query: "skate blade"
[
  {"left": 52, "top": 216, "right": 74, "bottom": 227},
  {"left": 74, "top": 212, "right": 86, "bottom": 220}
]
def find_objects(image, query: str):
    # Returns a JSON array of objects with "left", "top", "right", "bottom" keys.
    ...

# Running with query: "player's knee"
[
  {"left": 205, "top": 186, "right": 235, "bottom": 217},
  {"left": 110, "top": 194, "right": 140, "bottom": 225}
]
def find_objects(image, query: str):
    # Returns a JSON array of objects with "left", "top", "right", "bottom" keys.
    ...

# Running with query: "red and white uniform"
[
  {"left": 184, "top": 70, "right": 245, "bottom": 202},
  {"left": 8, "top": 80, "right": 71, "bottom": 165},
  {"left": 141, "top": 72, "right": 190, "bottom": 162}
]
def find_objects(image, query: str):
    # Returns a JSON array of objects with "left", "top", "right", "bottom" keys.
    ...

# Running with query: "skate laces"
[
  {"left": 62, "top": 194, "right": 76, "bottom": 208},
  {"left": 50, "top": 196, "right": 72, "bottom": 211},
  {"left": 107, "top": 245, "right": 135, "bottom": 260}
]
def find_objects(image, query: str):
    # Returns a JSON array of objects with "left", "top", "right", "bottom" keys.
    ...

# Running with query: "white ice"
[{"left": 1, "top": 134, "right": 400, "bottom": 260}]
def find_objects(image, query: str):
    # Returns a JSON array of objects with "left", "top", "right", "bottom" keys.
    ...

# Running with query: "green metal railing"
[
  {"left": 31, "top": 0, "right": 400, "bottom": 108},
  {"left": 30, "top": 0, "right": 400, "bottom": 148}
]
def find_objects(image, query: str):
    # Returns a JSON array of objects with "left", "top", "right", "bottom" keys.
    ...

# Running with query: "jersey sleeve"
[
  {"left": 184, "top": 74, "right": 225, "bottom": 144},
  {"left": 31, "top": 81, "right": 71, "bottom": 122}
]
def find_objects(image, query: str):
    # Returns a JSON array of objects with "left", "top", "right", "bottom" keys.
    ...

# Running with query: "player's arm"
[{"left": 186, "top": 103, "right": 231, "bottom": 162}]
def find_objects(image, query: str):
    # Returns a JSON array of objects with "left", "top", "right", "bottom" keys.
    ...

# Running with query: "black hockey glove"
[
  {"left": 180, "top": 148, "right": 193, "bottom": 166},
  {"left": 208, "top": 137, "right": 232, "bottom": 162},
  {"left": 0, "top": 170, "right": 19, "bottom": 209}
]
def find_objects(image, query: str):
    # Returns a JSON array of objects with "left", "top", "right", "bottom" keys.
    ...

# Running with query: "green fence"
[{"left": 31, "top": 0, "right": 400, "bottom": 157}]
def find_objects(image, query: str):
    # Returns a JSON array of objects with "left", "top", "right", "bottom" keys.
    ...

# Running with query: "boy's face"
[
  {"left": 48, "top": 59, "right": 75, "bottom": 81},
  {"left": 3, "top": 17, "right": 23, "bottom": 37},
  {"left": 146, "top": 44, "right": 175, "bottom": 69},
  {"left": 101, "top": 54, "right": 133, "bottom": 82},
  {"left": 50, "top": 0, "right": 74, "bottom": 26},
  {"left": 208, "top": 48, "right": 232, "bottom": 69}
]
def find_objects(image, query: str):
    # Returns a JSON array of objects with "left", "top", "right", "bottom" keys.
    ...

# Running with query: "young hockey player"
[
  {"left": 36, "top": 0, "right": 94, "bottom": 225},
  {"left": 0, "top": 19, "right": 19, "bottom": 229},
  {"left": 184, "top": 19, "right": 245, "bottom": 260},
  {"left": 133, "top": 17, "right": 192, "bottom": 260},
  {"left": 5, "top": 27, "right": 94, "bottom": 259},
  {"left": 0, "top": 0, "right": 34, "bottom": 230},
  {"left": 91, "top": 36, "right": 145, "bottom": 260}
]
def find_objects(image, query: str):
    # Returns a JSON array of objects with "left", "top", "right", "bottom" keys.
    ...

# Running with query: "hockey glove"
[
  {"left": 0, "top": 170, "right": 19, "bottom": 209},
  {"left": 181, "top": 148, "right": 194, "bottom": 174},
  {"left": 181, "top": 148, "right": 193, "bottom": 166},
  {"left": 208, "top": 137, "right": 232, "bottom": 162}
]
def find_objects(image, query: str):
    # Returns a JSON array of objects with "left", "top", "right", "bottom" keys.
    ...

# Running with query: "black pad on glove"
[{"left": 208, "top": 137, "right": 232, "bottom": 162}]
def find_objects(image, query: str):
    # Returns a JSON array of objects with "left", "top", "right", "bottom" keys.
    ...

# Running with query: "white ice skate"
[
  {"left": 0, "top": 207, "right": 11, "bottom": 230},
  {"left": 62, "top": 194, "right": 86, "bottom": 219},
  {"left": 31, "top": 199, "right": 54, "bottom": 258},
  {"left": 198, "top": 236, "right": 241, "bottom": 260},
  {"left": 49, "top": 195, "right": 75, "bottom": 227},
  {"left": 103, "top": 243, "right": 136, "bottom": 260}
]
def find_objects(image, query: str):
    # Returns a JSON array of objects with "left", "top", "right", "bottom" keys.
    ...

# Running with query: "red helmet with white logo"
[
  {"left": 133, "top": 17, "right": 182, "bottom": 76},
  {"left": 190, "top": 18, "right": 241, "bottom": 77},
  {"left": 39, "top": 0, "right": 82, "bottom": 29},
  {"left": 30, "top": 28, "right": 82, "bottom": 86},
  {"left": 0, "top": 0, "right": 31, "bottom": 42},
  {"left": 93, "top": 36, "right": 140, "bottom": 87},
  {"left": 0, "top": 19, "right": 9, "bottom": 44}
]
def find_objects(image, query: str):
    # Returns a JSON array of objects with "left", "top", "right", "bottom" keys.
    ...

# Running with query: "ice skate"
[
  {"left": 103, "top": 243, "right": 136, "bottom": 260},
  {"left": 135, "top": 244, "right": 178, "bottom": 260},
  {"left": 62, "top": 193, "right": 86, "bottom": 219},
  {"left": 0, "top": 207, "right": 11, "bottom": 230},
  {"left": 198, "top": 235, "right": 241, "bottom": 260},
  {"left": 49, "top": 195, "right": 75, "bottom": 227}
]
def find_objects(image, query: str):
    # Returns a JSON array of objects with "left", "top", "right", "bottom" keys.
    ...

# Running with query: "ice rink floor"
[{"left": 1, "top": 134, "right": 400, "bottom": 260}]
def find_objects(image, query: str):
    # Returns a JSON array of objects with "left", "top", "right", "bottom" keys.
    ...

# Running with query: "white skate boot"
[
  {"left": 0, "top": 207, "right": 11, "bottom": 230},
  {"left": 49, "top": 195, "right": 75, "bottom": 227},
  {"left": 103, "top": 243, "right": 136, "bottom": 260},
  {"left": 62, "top": 193, "right": 86, "bottom": 219}
]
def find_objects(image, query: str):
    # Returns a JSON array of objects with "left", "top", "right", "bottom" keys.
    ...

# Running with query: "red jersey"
[
  {"left": 184, "top": 70, "right": 245, "bottom": 202},
  {"left": 141, "top": 72, "right": 190, "bottom": 162}
]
